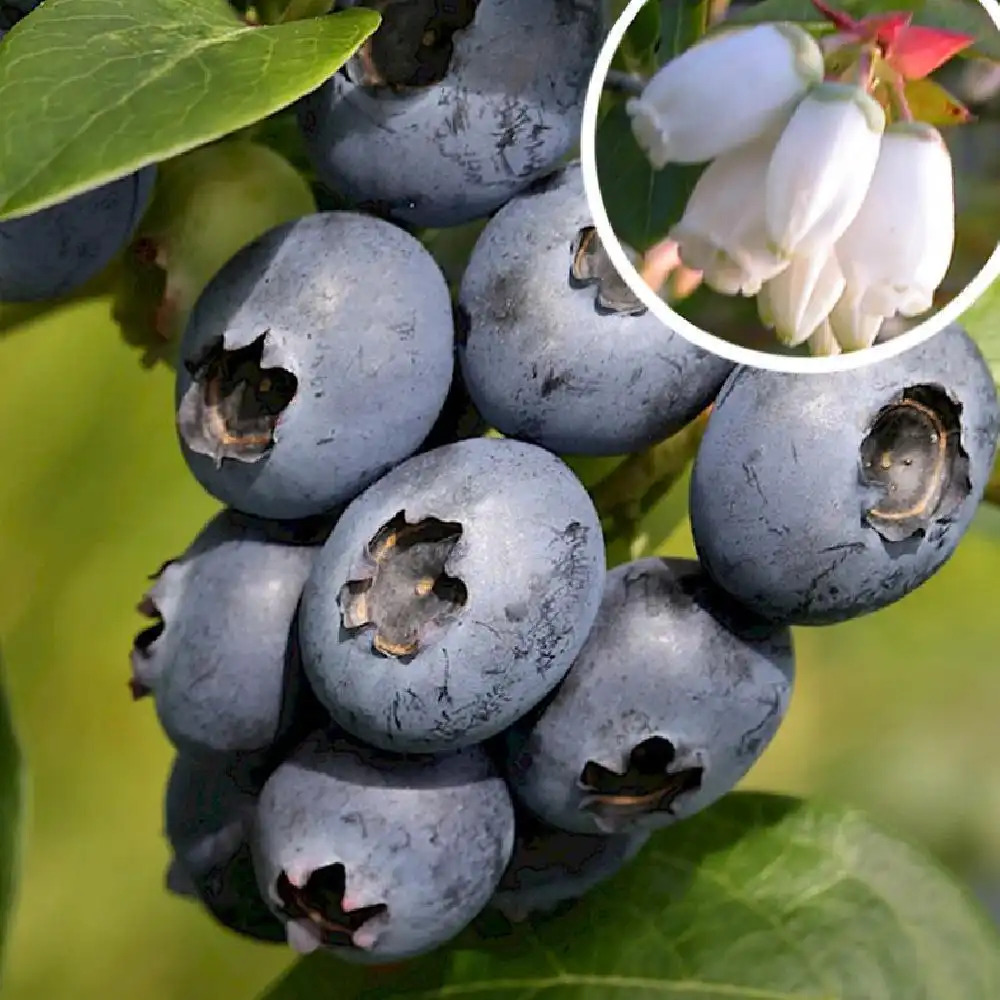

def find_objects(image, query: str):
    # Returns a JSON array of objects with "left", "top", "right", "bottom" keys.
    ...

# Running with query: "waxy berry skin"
[
  {"left": 252, "top": 732, "right": 516, "bottom": 961},
  {"left": 298, "top": 437, "right": 607, "bottom": 753},
  {"left": 175, "top": 211, "right": 455, "bottom": 520},
  {"left": 298, "top": 0, "right": 604, "bottom": 228},
  {"left": 689, "top": 324, "right": 1000, "bottom": 625}
]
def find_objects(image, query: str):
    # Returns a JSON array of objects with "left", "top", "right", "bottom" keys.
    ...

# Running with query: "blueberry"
[
  {"left": 298, "top": 0, "right": 604, "bottom": 228},
  {"left": 689, "top": 323, "right": 1000, "bottom": 625},
  {"left": 0, "top": 1, "right": 41, "bottom": 31},
  {"left": 130, "top": 509, "right": 321, "bottom": 760},
  {"left": 175, "top": 211, "right": 455, "bottom": 519},
  {"left": 252, "top": 731, "right": 516, "bottom": 962},
  {"left": 490, "top": 812, "right": 649, "bottom": 923},
  {"left": 0, "top": 167, "right": 156, "bottom": 303},
  {"left": 505, "top": 557, "right": 795, "bottom": 836},
  {"left": 164, "top": 755, "right": 285, "bottom": 944},
  {"left": 298, "top": 436, "right": 607, "bottom": 753},
  {"left": 458, "top": 163, "right": 732, "bottom": 455}
]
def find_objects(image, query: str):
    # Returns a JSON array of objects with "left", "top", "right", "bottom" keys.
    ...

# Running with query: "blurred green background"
[{"left": 1, "top": 263, "right": 999, "bottom": 999}]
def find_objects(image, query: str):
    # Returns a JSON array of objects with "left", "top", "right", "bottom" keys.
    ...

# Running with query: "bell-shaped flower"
[
  {"left": 828, "top": 283, "right": 885, "bottom": 351},
  {"left": 626, "top": 22, "right": 824, "bottom": 169},
  {"left": 807, "top": 318, "right": 842, "bottom": 357},
  {"left": 835, "top": 122, "right": 955, "bottom": 323},
  {"left": 765, "top": 83, "right": 885, "bottom": 257},
  {"left": 757, "top": 249, "right": 846, "bottom": 347},
  {"left": 669, "top": 131, "right": 790, "bottom": 297}
]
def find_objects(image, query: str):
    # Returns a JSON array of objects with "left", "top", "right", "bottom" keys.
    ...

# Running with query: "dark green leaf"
[
  {"left": 658, "top": 0, "right": 711, "bottom": 64},
  {"left": 620, "top": 0, "right": 661, "bottom": 72},
  {"left": 595, "top": 102, "right": 703, "bottom": 253},
  {"left": 257, "top": 793, "right": 1000, "bottom": 1000},
  {"left": 0, "top": 658, "right": 23, "bottom": 978},
  {"left": 0, "top": 0, "right": 380, "bottom": 220},
  {"left": 723, "top": 0, "right": 828, "bottom": 26}
]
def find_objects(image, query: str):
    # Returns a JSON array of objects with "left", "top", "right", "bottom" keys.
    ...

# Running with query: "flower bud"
[
  {"left": 669, "top": 131, "right": 790, "bottom": 297},
  {"left": 765, "top": 83, "right": 885, "bottom": 257},
  {"left": 760, "top": 249, "right": 846, "bottom": 347},
  {"left": 835, "top": 122, "right": 955, "bottom": 321},
  {"left": 626, "top": 23, "right": 824, "bottom": 169}
]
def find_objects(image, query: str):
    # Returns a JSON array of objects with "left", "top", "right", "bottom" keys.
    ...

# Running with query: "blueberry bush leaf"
[
  {"left": 0, "top": 659, "right": 23, "bottom": 978},
  {"left": 726, "top": 0, "right": 1000, "bottom": 60},
  {"left": 256, "top": 793, "right": 1000, "bottom": 1000},
  {"left": 0, "top": 0, "right": 380, "bottom": 220}
]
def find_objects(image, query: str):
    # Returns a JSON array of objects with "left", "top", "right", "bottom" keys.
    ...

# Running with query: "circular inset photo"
[{"left": 581, "top": 0, "right": 1000, "bottom": 370}]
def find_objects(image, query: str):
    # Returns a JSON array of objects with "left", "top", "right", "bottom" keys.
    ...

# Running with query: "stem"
[
  {"left": 604, "top": 70, "right": 646, "bottom": 98},
  {"left": 890, "top": 74, "right": 915, "bottom": 122},
  {"left": 590, "top": 410, "right": 710, "bottom": 563}
]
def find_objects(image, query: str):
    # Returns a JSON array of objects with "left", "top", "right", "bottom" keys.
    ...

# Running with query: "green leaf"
[
  {"left": 722, "top": 0, "right": 828, "bottom": 27},
  {"left": 620, "top": 0, "right": 661, "bottom": 72},
  {"left": 0, "top": 657, "right": 23, "bottom": 979},
  {"left": 0, "top": 0, "right": 380, "bottom": 221},
  {"left": 257, "top": 793, "right": 1000, "bottom": 1000},
  {"left": 658, "top": 0, "right": 711, "bottom": 61},
  {"left": 594, "top": 101, "right": 704, "bottom": 253},
  {"left": 254, "top": 0, "right": 334, "bottom": 24},
  {"left": 961, "top": 275, "right": 1000, "bottom": 391}
]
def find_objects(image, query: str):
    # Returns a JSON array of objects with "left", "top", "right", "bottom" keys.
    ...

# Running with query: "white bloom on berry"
[
  {"left": 626, "top": 22, "right": 824, "bottom": 169},
  {"left": 765, "top": 83, "right": 885, "bottom": 257},
  {"left": 835, "top": 121, "right": 955, "bottom": 323},
  {"left": 759, "top": 249, "right": 846, "bottom": 347},
  {"left": 669, "top": 131, "right": 790, "bottom": 297}
]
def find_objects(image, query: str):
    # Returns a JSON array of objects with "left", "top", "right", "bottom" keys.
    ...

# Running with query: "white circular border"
[{"left": 580, "top": 0, "right": 1000, "bottom": 373}]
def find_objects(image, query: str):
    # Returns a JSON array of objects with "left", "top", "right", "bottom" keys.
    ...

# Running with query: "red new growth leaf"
[
  {"left": 811, "top": 0, "right": 857, "bottom": 32},
  {"left": 811, "top": 0, "right": 975, "bottom": 81},
  {"left": 867, "top": 14, "right": 912, "bottom": 49},
  {"left": 886, "top": 25, "right": 976, "bottom": 80}
]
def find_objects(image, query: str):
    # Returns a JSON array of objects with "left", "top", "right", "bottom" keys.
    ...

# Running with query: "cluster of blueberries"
[{"left": 5, "top": 0, "right": 1000, "bottom": 968}]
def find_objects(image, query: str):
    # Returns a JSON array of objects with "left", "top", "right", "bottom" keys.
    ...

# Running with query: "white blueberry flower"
[
  {"left": 669, "top": 131, "right": 791, "bottom": 297},
  {"left": 828, "top": 283, "right": 885, "bottom": 351},
  {"left": 807, "top": 318, "right": 842, "bottom": 357},
  {"left": 759, "top": 249, "right": 846, "bottom": 347},
  {"left": 765, "top": 82, "right": 886, "bottom": 257},
  {"left": 626, "top": 22, "right": 824, "bottom": 169},
  {"left": 835, "top": 121, "right": 955, "bottom": 324}
]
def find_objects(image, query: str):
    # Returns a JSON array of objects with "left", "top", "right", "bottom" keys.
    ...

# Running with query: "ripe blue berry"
[
  {"left": 130, "top": 510, "right": 321, "bottom": 760},
  {"left": 0, "top": 1, "right": 42, "bottom": 31},
  {"left": 491, "top": 812, "right": 649, "bottom": 923},
  {"left": 690, "top": 323, "right": 1000, "bottom": 625},
  {"left": 175, "top": 212, "right": 455, "bottom": 519},
  {"left": 298, "top": 0, "right": 604, "bottom": 228},
  {"left": 0, "top": 168, "right": 156, "bottom": 303},
  {"left": 252, "top": 731, "right": 516, "bottom": 962},
  {"left": 298, "top": 437, "right": 607, "bottom": 753},
  {"left": 458, "top": 163, "right": 733, "bottom": 455},
  {"left": 506, "top": 557, "right": 795, "bottom": 836},
  {"left": 164, "top": 754, "right": 285, "bottom": 944}
]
